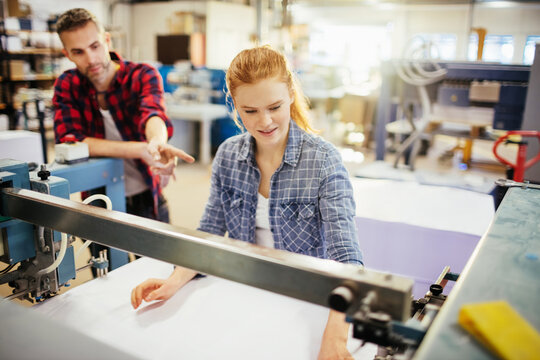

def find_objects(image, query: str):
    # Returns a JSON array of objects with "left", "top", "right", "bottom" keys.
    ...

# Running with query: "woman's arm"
[
  {"left": 318, "top": 146, "right": 363, "bottom": 265},
  {"left": 131, "top": 265, "right": 197, "bottom": 309},
  {"left": 318, "top": 310, "right": 354, "bottom": 360},
  {"left": 317, "top": 145, "right": 363, "bottom": 358}
]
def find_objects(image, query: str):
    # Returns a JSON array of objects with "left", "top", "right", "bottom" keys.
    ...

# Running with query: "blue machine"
[
  {"left": 1, "top": 159, "right": 74, "bottom": 301},
  {"left": 49, "top": 158, "right": 129, "bottom": 271},
  {"left": 0, "top": 158, "right": 128, "bottom": 302},
  {"left": 437, "top": 62, "right": 530, "bottom": 130},
  {"left": 375, "top": 61, "right": 531, "bottom": 161}
]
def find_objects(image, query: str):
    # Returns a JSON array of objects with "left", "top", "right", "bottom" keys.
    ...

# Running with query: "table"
[
  {"left": 0, "top": 130, "right": 43, "bottom": 164},
  {"left": 414, "top": 186, "right": 540, "bottom": 359},
  {"left": 32, "top": 257, "right": 377, "bottom": 360},
  {"left": 429, "top": 104, "right": 496, "bottom": 166},
  {"left": 352, "top": 178, "right": 495, "bottom": 299},
  {"left": 166, "top": 102, "right": 229, "bottom": 165}
]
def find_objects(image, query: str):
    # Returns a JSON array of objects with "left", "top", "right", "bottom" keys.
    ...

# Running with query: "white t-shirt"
[
  {"left": 100, "top": 109, "right": 148, "bottom": 197},
  {"left": 255, "top": 193, "right": 274, "bottom": 248}
]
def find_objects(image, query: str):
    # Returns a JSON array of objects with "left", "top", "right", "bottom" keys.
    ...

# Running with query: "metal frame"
[{"left": 1, "top": 187, "right": 413, "bottom": 321}]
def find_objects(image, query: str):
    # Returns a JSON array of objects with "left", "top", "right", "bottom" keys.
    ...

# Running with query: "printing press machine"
[{"left": 1, "top": 158, "right": 539, "bottom": 359}]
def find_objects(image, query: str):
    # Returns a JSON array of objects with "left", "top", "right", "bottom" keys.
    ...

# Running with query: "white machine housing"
[{"left": 54, "top": 142, "right": 89, "bottom": 164}]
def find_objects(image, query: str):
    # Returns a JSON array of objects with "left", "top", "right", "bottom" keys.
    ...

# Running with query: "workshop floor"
[{"left": 0, "top": 130, "right": 505, "bottom": 307}]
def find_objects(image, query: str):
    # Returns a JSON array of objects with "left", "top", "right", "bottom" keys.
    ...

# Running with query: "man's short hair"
[{"left": 56, "top": 8, "right": 103, "bottom": 35}]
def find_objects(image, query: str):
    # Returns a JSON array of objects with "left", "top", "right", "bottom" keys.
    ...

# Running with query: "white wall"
[
  {"left": 403, "top": 6, "right": 471, "bottom": 59},
  {"left": 130, "top": 1, "right": 206, "bottom": 63},
  {"left": 206, "top": 1, "right": 256, "bottom": 69},
  {"left": 473, "top": 6, "right": 540, "bottom": 63},
  {"left": 292, "top": 2, "right": 540, "bottom": 62},
  {"left": 129, "top": 1, "right": 255, "bottom": 69},
  {"left": 21, "top": 0, "right": 108, "bottom": 22},
  {"left": 17, "top": 0, "right": 257, "bottom": 70}
]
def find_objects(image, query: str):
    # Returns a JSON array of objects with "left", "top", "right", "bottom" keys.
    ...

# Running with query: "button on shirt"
[{"left": 198, "top": 120, "right": 363, "bottom": 265}]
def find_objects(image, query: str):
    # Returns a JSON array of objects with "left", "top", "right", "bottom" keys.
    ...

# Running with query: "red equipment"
[{"left": 493, "top": 131, "right": 540, "bottom": 182}]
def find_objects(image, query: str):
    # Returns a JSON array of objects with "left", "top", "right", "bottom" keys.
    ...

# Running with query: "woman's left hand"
[
  {"left": 318, "top": 310, "right": 354, "bottom": 360},
  {"left": 318, "top": 335, "right": 354, "bottom": 360}
]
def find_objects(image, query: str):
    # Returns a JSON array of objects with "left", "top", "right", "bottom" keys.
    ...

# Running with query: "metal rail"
[{"left": 1, "top": 187, "right": 412, "bottom": 321}]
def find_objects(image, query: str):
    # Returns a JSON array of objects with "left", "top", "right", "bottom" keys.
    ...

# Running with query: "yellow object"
[{"left": 458, "top": 301, "right": 540, "bottom": 360}]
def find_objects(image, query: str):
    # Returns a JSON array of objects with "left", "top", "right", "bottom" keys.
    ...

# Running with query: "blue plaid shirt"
[{"left": 198, "top": 120, "right": 363, "bottom": 265}]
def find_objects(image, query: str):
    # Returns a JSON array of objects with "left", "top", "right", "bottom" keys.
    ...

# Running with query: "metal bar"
[
  {"left": 495, "top": 178, "right": 540, "bottom": 190},
  {"left": 1, "top": 188, "right": 413, "bottom": 321}
]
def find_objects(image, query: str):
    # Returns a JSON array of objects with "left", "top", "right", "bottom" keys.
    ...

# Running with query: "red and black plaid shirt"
[{"left": 53, "top": 52, "right": 173, "bottom": 215}]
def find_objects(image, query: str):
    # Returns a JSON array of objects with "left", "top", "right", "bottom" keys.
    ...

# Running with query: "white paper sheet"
[
  {"left": 34, "top": 257, "right": 377, "bottom": 360},
  {"left": 352, "top": 178, "right": 494, "bottom": 236}
]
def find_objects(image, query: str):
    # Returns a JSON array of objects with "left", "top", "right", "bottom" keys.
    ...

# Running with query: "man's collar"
[{"left": 109, "top": 51, "right": 124, "bottom": 72}]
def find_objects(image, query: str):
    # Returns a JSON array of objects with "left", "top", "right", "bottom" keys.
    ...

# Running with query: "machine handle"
[{"left": 493, "top": 131, "right": 540, "bottom": 181}]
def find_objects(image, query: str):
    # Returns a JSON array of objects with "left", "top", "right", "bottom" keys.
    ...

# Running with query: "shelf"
[
  {"left": 8, "top": 48, "right": 62, "bottom": 55},
  {"left": 5, "top": 30, "right": 56, "bottom": 36},
  {"left": 10, "top": 74, "right": 56, "bottom": 81}
]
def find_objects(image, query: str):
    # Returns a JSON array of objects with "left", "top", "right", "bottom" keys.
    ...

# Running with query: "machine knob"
[
  {"left": 37, "top": 165, "right": 50, "bottom": 181},
  {"left": 328, "top": 286, "right": 355, "bottom": 312},
  {"left": 430, "top": 284, "right": 443, "bottom": 296}
]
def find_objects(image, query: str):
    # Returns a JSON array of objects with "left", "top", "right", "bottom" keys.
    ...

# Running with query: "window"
[
  {"left": 469, "top": 34, "right": 514, "bottom": 64},
  {"left": 411, "top": 34, "right": 457, "bottom": 61},
  {"left": 484, "top": 35, "right": 514, "bottom": 63},
  {"left": 523, "top": 35, "right": 540, "bottom": 65},
  {"left": 468, "top": 34, "right": 479, "bottom": 61}
]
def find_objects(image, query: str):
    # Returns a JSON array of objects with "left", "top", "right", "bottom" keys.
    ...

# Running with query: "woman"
[{"left": 132, "top": 46, "right": 363, "bottom": 359}]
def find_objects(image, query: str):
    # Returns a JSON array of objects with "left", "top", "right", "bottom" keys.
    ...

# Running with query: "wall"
[
  {"left": 21, "top": 0, "right": 108, "bottom": 22},
  {"left": 129, "top": 1, "right": 206, "bottom": 63},
  {"left": 403, "top": 5, "right": 472, "bottom": 59},
  {"left": 129, "top": 1, "right": 255, "bottom": 69},
  {"left": 473, "top": 6, "right": 540, "bottom": 63},
  {"left": 205, "top": 1, "right": 256, "bottom": 69},
  {"left": 291, "top": 3, "right": 540, "bottom": 62}
]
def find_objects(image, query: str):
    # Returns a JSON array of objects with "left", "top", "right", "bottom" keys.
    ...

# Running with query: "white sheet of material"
[
  {"left": 34, "top": 257, "right": 377, "bottom": 360},
  {"left": 351, "top": 178, "right": 495, "bottom": 236}
]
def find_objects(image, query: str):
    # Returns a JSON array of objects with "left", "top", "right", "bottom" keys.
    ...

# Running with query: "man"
[{"left": 53, "top": 8, "right": 194, "bottom": 269}]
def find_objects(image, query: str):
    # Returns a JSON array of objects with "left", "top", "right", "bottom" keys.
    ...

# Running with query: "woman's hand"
[
  {"left": 130, "top": 277, "right": 181, "bottom": 309},
  {"left": 131, "top": 266, "right": 198, "bottom": 310},
  {"left": 318, "top": 310, "right": 354, "bottom": 360},
  {"left": 318, "top": 335, "right": 354, "bottom": 360}
]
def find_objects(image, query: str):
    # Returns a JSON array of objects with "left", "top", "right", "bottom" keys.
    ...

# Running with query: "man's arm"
[
  {"left": 82, "top": 137, "right": 152, "bottom": 161},
  {"left": 137, "top": 66, "right": 194, "bottom": 168},
  {"left": 145, "top": 115, "right": 168, "bottom": 144},
  {"left": 144, "top": 116, "right": 195, "bottom": 176}
]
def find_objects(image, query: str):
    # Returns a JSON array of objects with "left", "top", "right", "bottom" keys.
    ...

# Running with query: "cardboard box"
[
  {"left": 167, "top": 12, "right": 205, "bottom": 34},
  {"left": 339, "top": 94, "right": 366, "bottom": 125},
  {"left": 6, "top": 0, "right": 31, "bottom": 17},
  {"left": 9, "top": 60, "right": 28, "bottom": 77},
  {"left": 469, "top": 81, "right": 501, "bottom": 103}
]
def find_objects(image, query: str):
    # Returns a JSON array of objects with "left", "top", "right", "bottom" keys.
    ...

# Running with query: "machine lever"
[{"left": 495, "top": 178, "right": 540, "bottom": 190}]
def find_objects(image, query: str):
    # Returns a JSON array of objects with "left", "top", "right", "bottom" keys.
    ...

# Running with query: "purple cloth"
[{"left": 355, "top": 217, "right": 480, "bottom": 299}]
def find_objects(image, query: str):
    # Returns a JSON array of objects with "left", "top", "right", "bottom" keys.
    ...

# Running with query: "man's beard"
[{"left": 85, "top": 58, "right": 111, "bottom": 80}]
